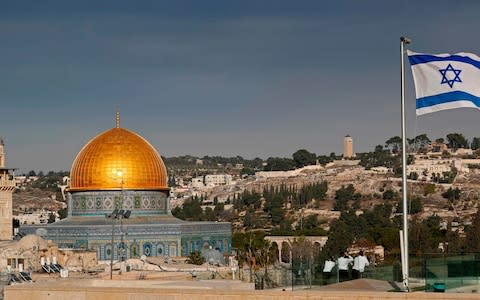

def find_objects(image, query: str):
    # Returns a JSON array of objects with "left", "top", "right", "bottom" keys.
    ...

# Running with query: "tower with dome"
[{"left": 20, "top": 113, "right": 231, "bottom": 260}]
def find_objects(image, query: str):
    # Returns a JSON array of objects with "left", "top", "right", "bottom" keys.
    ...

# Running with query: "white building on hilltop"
[
  {"left": 204, "top": 174, "right": 232, "bottom": 187},
  {"left": 190, "top": 174, "right": 233, "bottom": 189}
]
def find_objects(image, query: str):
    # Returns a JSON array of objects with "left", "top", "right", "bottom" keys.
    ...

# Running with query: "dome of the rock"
[{"left": 19, "top": 114, "right": 231, "bottom": 262}]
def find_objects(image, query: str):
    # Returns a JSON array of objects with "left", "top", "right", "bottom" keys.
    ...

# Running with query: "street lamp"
[
  {"left": 105, "top": 169, "right": 130, "bottom": 279},
  {"left": 106, "top": 208, "right": 118, "bottom": 280},
  {"left": 116, "top": 170, "right": 126, "bottom": 263},
  {"left": 105, "top": 208, "right": 131, "bottom": 279}
]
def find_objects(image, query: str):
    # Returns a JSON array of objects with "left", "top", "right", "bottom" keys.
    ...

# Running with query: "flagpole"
[{"left": 400, "top": 36, "right": 411, "bottom": 291}]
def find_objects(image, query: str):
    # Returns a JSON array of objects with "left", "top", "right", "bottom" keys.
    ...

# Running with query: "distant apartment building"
[
  {"left": 343, "top": 135, "right": 355, "bottom": 158},
  {"left": 191, "top": 176, "right": 205, "bottom": 188},
  {"left": 453, "top": 158, "right": 480, "bottom": 173},
  {"left": 15, "top": 209, "right": 58, "bottom": 225},
  {"left": 204, "top": 174, "right": 232, "bottom": 187},
  {"left": 428, "top": 141, "right": 448, "bottom": 153},
  {"left": 190, "top": 174, "right": 233, "bottom": 189},
  {"left": 407, "top": 159, "right": 452, "bottom": 180},
  {"left": 14, "top": 175, "right": 39, "bottom": 187},
  {"left": 455, "top": 148, "right": 474, "bottom": 156}
]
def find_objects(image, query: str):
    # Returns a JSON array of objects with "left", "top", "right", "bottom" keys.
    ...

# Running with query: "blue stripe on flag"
[
  {"left": 409, "top": 54, "right": 480, "bottom": 69},
  {"left": 417, "top": 91, "right": 480, "bottom": 109}
]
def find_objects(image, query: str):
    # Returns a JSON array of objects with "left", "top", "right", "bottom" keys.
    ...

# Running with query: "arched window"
[{"left": 143, "top": 242, "right": 152, "bottom": 257}]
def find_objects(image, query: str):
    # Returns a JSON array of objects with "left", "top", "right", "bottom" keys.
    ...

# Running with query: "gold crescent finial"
[{"left": 115, "top": 107, "right": 120, "bottom": 128}]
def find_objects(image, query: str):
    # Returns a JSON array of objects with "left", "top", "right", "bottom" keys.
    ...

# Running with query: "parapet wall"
[{"left": 5, "top": 279, "right": 479, "bottom": 300}]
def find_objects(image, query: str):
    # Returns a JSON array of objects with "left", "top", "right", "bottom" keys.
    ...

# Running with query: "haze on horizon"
[{"left": 1, "top": 0, "right": 480, "bottom": 173}]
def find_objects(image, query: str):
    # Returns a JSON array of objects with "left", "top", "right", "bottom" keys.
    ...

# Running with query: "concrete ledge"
[{"left": 4, "top": 279, "right": 480, "bottom": 300}]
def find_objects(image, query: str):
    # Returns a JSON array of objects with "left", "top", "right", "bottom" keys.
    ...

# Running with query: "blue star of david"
[{"left": 439, "top": 64, "right": 462, "bottom": 88}]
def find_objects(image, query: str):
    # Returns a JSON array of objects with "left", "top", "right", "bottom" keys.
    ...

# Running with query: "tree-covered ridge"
[{"left": 173, "top": 181, "right": 328, "bottom": 236}]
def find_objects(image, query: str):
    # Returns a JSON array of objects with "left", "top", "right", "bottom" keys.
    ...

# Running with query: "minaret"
[
  {"left": 343, "top": 134, "right": 354, "bottom": 159},
  {"left": 0, "top": 136, "right": 15, "bottom": 240}
]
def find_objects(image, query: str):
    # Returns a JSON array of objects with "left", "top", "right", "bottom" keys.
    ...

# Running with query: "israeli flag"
[{"left": 407, "top": 50, "right": 480, "bottom": 116}]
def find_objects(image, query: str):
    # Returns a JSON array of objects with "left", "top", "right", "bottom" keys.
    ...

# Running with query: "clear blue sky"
[{"left": 1, "top": 0, "right": 480, "bottom": 172}]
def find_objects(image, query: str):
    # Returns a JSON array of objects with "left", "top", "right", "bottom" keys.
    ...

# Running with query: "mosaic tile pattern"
[{"left": 70, "top": 191, "right": 169, "bottom": 216}]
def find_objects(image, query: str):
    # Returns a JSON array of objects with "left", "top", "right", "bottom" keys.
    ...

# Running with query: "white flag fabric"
[{"left": 407, "top": 50, "right": 480, "bottom": 116}]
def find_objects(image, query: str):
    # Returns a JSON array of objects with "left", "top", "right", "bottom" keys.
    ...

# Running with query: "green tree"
[
  {"left": 472, "top": 137, "right": 480, "bottom": 150},
  {"left": 213, "top": 202, "right": 224, "bottom": 216},
  {"left": 264, "top": 157, "right": 296, "bottom": 171},
  {"left": 382, "top": 189, "right": 397, "bottom": 201},
  {"left": 334, "top": 184, "right": 355, "bottom": 211},
  {"left": 413, "top": 134, "right": 431, "bottom": 152},
  {"left": 385, "top": 136, "right": 402, "bottom": 154},
  {"left": 168, "top": 175, "right": 177, "bottom": 187},
  {"left": 57, "top": 208, "right": 67, "bottom": 219},
  {"left": 292, "top": 149, "right": 317, "bottom": 168},
  {"left": 242, "top": 190, "right": 261, "bottom": 207},
  {"left": 409, "top": 218, "right": 437, "bottom": 256},
  {"left": 244, "top": 210, "right": 254, "bottom": 229},
  {"left": 396, "top": 197, "right": 423, "bottom": 214},
  {"left": 442, "top": 187, "right": 461, "bottom": 201},
  {"left": 408, "top": 172, "right": 418, "bottom": 180},
  {"left": 171, "top": 206, "right": 184, "bottom": 219},
  {"left": 232, "top": 232, "right": 274, "bottom": 273},
  {"left": 358, "top": 144, "right": 400, "bottom": 172},
  {"left": 423, "top": 183, "right": 436, "bottom": 196},
  {"left": 48, "top": 213, "right": 56, "bottom": 223},
  {"left": 317, "top": 155, "right": 333, "bottom": 166},
  {"left": 377, "top": 227, "right": 400, "bottom": 251},
  {"left": 301, "top": 215, "right": 318, "bottom": 230},
  {"left": 204, "top": 207, "right": 215, "bottom": 221},
  {"left": 320, "top": 220, "right": 354, "bottom": 259},
  {"left": 241, "top": 167, "right": 256, "bottom": 176},
  {"left": 441, "top": 150, "right": 452, "bottom": 159},
  {"left": 180, "top": 198, "right": 204, "bottom": 221},
  {"left": 446, "top": 133, "right": 469, "bottom": 150},
  {"left": 264, "top": 194, "right": 284, "bottom": 225},
  {"left": 410, "top": 197, "right": 423, "bottom": 214}
]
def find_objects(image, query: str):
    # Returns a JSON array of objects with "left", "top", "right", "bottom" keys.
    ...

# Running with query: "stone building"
[
  {"left": 0, "top": 136, "right": 15, "bottom": 240},
  {"left": 343, "top": 134, "right": 354, "bottom": 158},
  {"left": 20, "top": 114, "right": 231, "bottom": 261}
]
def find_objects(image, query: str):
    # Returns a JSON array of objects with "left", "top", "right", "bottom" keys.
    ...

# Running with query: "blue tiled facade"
[{"left": 20, "top": 190, "right": 231, "bottom": 261}]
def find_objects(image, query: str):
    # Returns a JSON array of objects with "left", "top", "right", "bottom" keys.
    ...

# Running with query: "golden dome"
[{"left": 69, "top": 127, "right": 168, "bottom": 191}]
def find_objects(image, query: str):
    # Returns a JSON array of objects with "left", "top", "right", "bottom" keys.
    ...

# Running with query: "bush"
[
  {"left": 186, "top": 251, "right": 205, "bottom": 265},
  {"left": 382, "top": 189, "right": 396, "bottom": 200},
  {"left": 423, "top": 183, "right": 435, "bottom": 196},
  {"left": 442, "top": 187, "right": 461, "bottom": 201}
]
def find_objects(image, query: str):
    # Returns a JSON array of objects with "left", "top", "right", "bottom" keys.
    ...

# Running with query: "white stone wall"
[{"left": 0, "top": 191, "right": 12, "bottom": 240}]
